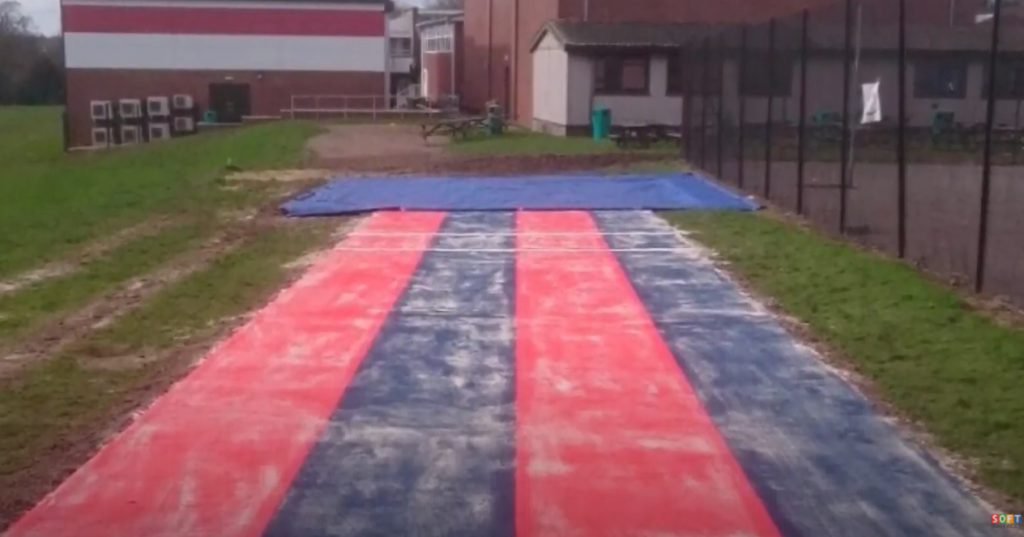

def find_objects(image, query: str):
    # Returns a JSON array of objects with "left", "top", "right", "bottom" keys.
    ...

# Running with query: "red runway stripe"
[
  {"left": 514, "top": 211, "right": 781, "bottom": 537},
  {"left": 62, "top": 5, "right": 385, "bottom": 36},
  {"left": 6, "top": 212, "right": 445, "bottom": 537}
]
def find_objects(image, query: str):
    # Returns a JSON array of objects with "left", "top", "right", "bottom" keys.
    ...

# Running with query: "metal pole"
[
  {"left": 976, "top": 0, "right": 1003, "bottom": 293},
  {"left": 765, "top": 19, "right": 776, "bottom": 200},
  {"left": 839, "top": 0, "right": 854, "bottom": 234},
  {"left": 797, "top": 9, "right": 809, "bottom": 215},
  {"left": 701, "top": 38, "right": 710, "bottom": 169},
  {"left": 717, "top": 33, "right": 726, "bottom": 177},
  {"left": 681, "top": 46, "right": 690, "bottom": 160},
  {"left": 60, "top": 0, "right": 71, "bottom": 151},
  {"left": 897, "top": 0, "right": 908, "bottom": 257},
  {"left": 739, "top": 26, "right": 747, "bottom": 189}
]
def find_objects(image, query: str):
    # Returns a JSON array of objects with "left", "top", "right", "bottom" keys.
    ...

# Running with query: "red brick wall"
[
  {"left": 423, "top": 52, "right": 453, "bottom": 101},
  {"left": 66, "top": 69, "right": 384, "bottom": 147},
  {"left": 462, "top": 0, "right": 515, "bottom": 113},
  {"left": 454, "top": 22, "right": 465, "bottom": 102}
]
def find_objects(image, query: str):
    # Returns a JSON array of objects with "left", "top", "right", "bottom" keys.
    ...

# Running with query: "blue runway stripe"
[
  {"left": 263, "top": 212, "right": 516, "bottom": 537},
  {"left": 593, "top": 210, "right": 1001, "bottom": 537}
]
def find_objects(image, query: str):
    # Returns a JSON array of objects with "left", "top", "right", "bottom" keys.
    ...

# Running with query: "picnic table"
[
  {"left": 609, "top": 123, "right": 681, "bottom": 149},
  {"left": 421, "top": 116, "right": 488, "bottom": 140}
]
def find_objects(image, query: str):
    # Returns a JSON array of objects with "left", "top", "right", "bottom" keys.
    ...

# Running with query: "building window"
[
  {"left": 390, "top": 37, "right": 412, "bottom": 56},
  {"left": 740, "top": 53, "right": 793, "bottom": 97},
  {"left": 424, "top": 35, "right": 452, "bottom": 53},
  {"left": 595, "top": 56, "right": 649, "bottom": 95},
  {"left": 668, "top": 53, "right": 723, "bottom": 96},
  {"left": 914, "top": 58, "right": 968, "bottom": 99},
  {"left": 985, "top": 58, "right": 1024, "bottom": 99}
]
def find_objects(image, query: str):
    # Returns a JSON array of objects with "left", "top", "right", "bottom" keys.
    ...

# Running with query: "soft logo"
[{"left": 992, "top": 514, "right": 1022, "bottom": 525}]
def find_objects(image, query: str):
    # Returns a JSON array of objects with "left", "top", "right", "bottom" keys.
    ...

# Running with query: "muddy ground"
[{"left": 303, "top": 124, "right": 677, "bottom": 175}]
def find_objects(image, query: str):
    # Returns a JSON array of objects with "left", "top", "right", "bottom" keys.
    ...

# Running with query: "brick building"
[
  {"left": 63, "top": 0, "right": 390, "bottom": 148},
  {"left": 418, "top": 14, "right": 464, "bottom": 105},
  {"left": 462, "top": 0, "right": 996, "bottom": 125}
]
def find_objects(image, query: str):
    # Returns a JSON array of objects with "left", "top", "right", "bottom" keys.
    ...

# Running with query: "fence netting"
[{"left": 677, "top": 0, "right": 1023, "bottom": 308}]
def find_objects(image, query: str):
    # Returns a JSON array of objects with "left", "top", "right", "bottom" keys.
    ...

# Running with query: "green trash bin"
[
  {"left": 202, "top": 109, "right": 217, "bottom": 123},
  {"left": 591, "top": 107, "right": 611, "bottom": 140}
]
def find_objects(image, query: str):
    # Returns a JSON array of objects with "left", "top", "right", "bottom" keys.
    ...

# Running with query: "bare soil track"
[{"left": 305, "top": 123, "right": 677, "bottom": 175}]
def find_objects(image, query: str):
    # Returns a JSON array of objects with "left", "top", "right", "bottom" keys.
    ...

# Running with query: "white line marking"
[
  {"left": 331, "top": 248, "right": 695, "bottom": 253},
  {"left": 346, "top": 231, "right": 673, "bottom": 237}
]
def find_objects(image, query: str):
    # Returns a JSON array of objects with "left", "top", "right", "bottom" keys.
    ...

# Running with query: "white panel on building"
[{"left": 65, "top": 33, "right": 388, "bottom": 72}]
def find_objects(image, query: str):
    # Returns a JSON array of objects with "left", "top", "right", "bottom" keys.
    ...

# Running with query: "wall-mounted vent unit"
[
  {"left": 90, "top": 101, "right": 112, "bottom": 121},
  {"left": 118, "top": 99, "right": 142, "bottom": 119},
  {"left": 146, "top": 96, "right": 170, "bottom": 117},
  {"left": 173, "top": 116, "right": 195, "bottom": 133},
  {"left": 148, "top": 122, "right": 171, "bottom": 141},
  {"left": 172, "top": 94, "right": 194, "bottom": 110},
  {"left": 120, "top": 125, "right": 141, "bottom": 145},
  {"left": 91, "top": 127, "right": 110, "bottom": 147}
]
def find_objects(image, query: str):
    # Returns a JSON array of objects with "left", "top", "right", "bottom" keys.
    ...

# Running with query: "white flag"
[{"left": 861, "top": 80, "right": 882, "bottom": 124}]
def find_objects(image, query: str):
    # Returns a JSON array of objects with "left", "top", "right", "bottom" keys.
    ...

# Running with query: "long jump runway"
[{"left": 6, "top": 211, "right": 1001, "bottom": 537}]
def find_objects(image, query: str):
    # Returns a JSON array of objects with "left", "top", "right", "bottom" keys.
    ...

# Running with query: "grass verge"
[
  {"left": 75, "top": 222, "right": 335, "bottom": 357},
  {"left": 662, "top": 210, "right": 1024, "bottom": 504},
  {"left": 0, "top": 223, "right": 209, "bottom": 342},
  {"left": 446, "top": 130, "right": 678, "bottom": 157},
  {"left": 0, "top": 222, "right": 336, "bottom": 481}
]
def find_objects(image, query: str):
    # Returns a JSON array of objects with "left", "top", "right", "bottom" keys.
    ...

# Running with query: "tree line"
[{"left": 0, "top": 1, "right": 63, "bottom": 105}]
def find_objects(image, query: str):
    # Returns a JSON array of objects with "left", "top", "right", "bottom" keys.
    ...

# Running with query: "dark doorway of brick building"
[{"left": 209, "top": 83, "right": 251, "bottom": 124}]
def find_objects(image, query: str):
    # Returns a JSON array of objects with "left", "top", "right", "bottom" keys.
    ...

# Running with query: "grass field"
[
  {"left": 0, "top": 106, "right": 337, "bottom": 523},
  {"left": 447, "top": 129, "right": 679, "bottom": 156},
  {"left": 664, "top": 210, "right": 1024, "bottom": 506}
]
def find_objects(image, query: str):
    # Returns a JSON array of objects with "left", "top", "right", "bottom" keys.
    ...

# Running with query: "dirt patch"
[
  {"left": 305, "top": 123, "right": 450, "bottom": 172},
  {"left": 0, "top": 218, "right": 178, "bottom": 297},
  {"left": 0, "top": 217, "right": 349, "bottom": 531},
  {"left": 0, "top": 228, "right": 254, "bottom": 380},
  {"left": 304, "top": 123, "right": 679, "bottom": 175},
  {"left": 226, "top": 169, "right": 333, "bottom": 183}
]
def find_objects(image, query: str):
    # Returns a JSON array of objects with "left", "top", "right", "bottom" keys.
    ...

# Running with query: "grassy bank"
[
  {"left": 663, "top": 210, "right": 1024, "bottom": 504},
  {"left": 0, "top": 106, "right": 318, "bottom": 278}
]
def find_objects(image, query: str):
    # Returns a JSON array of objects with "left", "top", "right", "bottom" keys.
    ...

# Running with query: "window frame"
[
  {"left": 389, "top": 37, "right": 413, "bottom": 56},
  {"left": 594, "top": 54, "right": 651, "bottom": 96},
  {"left": 984, "top": 57, "right": 1024, "bottom": 100},
  {"left": 913, "top": 57, "right": 969, "bottom": 100}
]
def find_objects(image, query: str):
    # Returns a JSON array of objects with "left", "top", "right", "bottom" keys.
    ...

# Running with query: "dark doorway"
[{"left": 208, "top": 83, "right": 251, "bottom": 123}]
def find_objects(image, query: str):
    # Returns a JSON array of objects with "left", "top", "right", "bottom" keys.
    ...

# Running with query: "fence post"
[
  {"left": 839, "top": 0, "right": 854, "bottom": 234},
  {"left": 717, "top": 32, "right": 726, "bottom": 178},
  {"left": 679, "top": 45, "right": 688, "bottom": 159},
  {"left": 738, "top": 26, "right": 747, "bottom": 189},
  {"left": 797, "top": 10, "right": 809, "bottom": 215},
  {"left": 976, "top": 0, "right": 1003, "bottom": 293},
  {"left": 897, "top": 0, "right": 908, "bottom": 257},
  {"left": 764, "top": 18, "right": 776, "bottom": 200},
  {"left": 701, "top": 37, "right": 711, "bottom": 169}
]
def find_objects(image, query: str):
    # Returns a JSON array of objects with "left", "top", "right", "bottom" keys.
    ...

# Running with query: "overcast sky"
[
  {"left": 22, "top": 0, "right": 61, "bottom": 36},
  {"left": 20, "top": 0, "right": 432, "bottom": 37}
]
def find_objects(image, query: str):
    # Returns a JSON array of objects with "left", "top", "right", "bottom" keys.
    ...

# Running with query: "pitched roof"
[
  {"left": 532, "top": 18, "right": 1024, "bottom": 55},
  {"left": 530, "top": 20, "right": 722, "bottom": 52}
]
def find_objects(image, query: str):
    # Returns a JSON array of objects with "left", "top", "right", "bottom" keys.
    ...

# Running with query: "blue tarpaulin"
[{"left": 280, "top": 173, "right": 759, "bottom": 216}]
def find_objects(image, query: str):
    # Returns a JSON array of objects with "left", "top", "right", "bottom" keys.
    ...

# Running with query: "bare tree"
[{"left": 0, "top": 1, "right": 62, "bottom": 104}]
